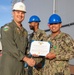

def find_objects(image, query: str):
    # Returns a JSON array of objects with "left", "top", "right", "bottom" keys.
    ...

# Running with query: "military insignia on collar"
[
  {"left": 16, "top": 28, "right": 20, "bottom": 34},
  {"left": 3, "top": 26, "right": 9, "bottom": 31}
]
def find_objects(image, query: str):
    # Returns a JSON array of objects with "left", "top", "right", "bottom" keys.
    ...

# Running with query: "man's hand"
[
  {"left": 23, "top": 56, "right": 35, "bottom": 67},
  {"left": 45, "top": 52, "right": 56, "bottom": 59},
  {"left": 32, "top": 54, "right": 39, "bottom": 57}
]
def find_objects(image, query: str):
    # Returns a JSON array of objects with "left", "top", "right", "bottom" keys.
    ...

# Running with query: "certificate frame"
[{"left": 30, "top": 40, "right": 51, "bottom": 56}]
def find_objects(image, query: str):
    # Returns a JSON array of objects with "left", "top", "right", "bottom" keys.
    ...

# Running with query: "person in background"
[
  {"left": 44, "top": 14, "right": 74, "bottom": 75},
  {"left": 0, "top": 41, "right": 2, "bottom": 56},
  {"left": 28, "top": 15, "right": 47, "bottom": 75},
  {"left": 0, "top": 2, "right": 35, "bottom": 75}
]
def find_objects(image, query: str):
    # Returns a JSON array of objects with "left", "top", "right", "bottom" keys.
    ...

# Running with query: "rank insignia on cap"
[{"left": 3, "top": 26, "right": 9, "bottom": 31}]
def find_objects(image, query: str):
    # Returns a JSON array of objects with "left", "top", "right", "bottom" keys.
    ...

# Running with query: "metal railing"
[{"left": 45, "top": 22, "right": 74, "bottom": 32}]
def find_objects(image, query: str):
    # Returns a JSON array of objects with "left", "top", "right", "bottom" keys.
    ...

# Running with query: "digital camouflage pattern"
[
  {"left": 28, "top": 29, "right": 47, "bottom": 75},
  {"left": 0, "top": 20, "right": 28, "bottom": 75},
  {"left": 29, "top": 29, "right": 46, "bottom": 41},
  {"left": 43, "top": 32, "right": 74, "bottom": 75}
]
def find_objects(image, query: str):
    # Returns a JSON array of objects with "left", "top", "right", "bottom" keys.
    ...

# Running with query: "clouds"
[
  {"left": 0, "top": 2, "right": 12, "bottom": 27},
  {"left": 1, "top": 5, "right": 8, "bottom": 10},
  {"left": 0, "top": 4, "right": 11, "bottom": 12}
]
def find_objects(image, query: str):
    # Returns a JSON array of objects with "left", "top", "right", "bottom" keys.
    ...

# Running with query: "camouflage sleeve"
[
  {"left": 32, "top": 30, "right": 47, "bottom": 41},
  {"left": 42, "top": 30, "right": 47, "bottom": 41},
  {"left": 1, "top": 25, "right": 25, "bottom": 61},
  {"left": 55, "top": 34, "right": 74, "bottom": 61},
  {"left": 38, "top": 30, "right": 47, "bottom": 41}
]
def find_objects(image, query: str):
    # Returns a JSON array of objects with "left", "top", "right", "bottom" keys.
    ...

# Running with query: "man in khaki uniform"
[
  {"left": 0, "top": 2, "right": 35, "bottom": 75},
  {"left": 44, "top": 14, "right": 74, "bottom": 75},
  {"left": 28, "top": 15, "right": 47, "bottom": 75}
]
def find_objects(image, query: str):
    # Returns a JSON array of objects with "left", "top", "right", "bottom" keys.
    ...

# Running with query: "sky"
[
  {"left": 0, "top": 0, "right": 74, "bottom": 64},
  {"left": 0, "top": 0, "right": 12, "bottom": 27}
]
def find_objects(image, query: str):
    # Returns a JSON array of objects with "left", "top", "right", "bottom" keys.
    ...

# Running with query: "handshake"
[{"left": 23, "top": 52, "right": 56, "bottom": 67}]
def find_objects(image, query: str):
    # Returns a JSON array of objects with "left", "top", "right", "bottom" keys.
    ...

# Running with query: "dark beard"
[{"left": 29, "top": 26, "right": 34, "bottom": 30}]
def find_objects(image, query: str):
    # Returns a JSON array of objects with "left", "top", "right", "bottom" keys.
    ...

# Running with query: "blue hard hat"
[
  {"left": 28, "top": 15, "right": 41, "bottom": 23},
  {"left": 48, "top": 14, "right": 62, "bottom": 24}
]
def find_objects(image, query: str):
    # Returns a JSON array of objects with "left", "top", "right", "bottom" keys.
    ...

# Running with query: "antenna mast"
[
  {"left": 12, "top": 0, "right": 25, "bottom": 6},
  {"left": 53, "top": 0, "right": 56, "bottom": 14}
]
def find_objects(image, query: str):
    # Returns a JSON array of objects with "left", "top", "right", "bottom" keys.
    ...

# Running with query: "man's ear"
[
  {"left": 48, "top": 24, "right": 50, "bottom": 28},
  {"left": 12, "top": 11, "right": 15, "bottom": 16},
  {"left": 60, "top": 23, "right": 62, "bottom": 28}
]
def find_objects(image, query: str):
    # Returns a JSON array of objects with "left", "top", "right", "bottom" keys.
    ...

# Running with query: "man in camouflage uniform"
[
  {"left": 0, "top": 2, "right": 35, "bottom": 75},
  {"left": 44, "top": 14, "right": 74, "bottom": 75},
  {"left": 28, "top": 15, "right": 47, "bottom": 75}
]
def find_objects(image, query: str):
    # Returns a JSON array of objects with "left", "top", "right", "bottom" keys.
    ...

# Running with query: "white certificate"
[{"left": 30, "top": 41, "right": 50, "bottom": 56}]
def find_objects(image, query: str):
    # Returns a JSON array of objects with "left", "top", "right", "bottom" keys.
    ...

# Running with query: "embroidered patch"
[
  {"left": 3, "top": 26, "right": 9, "bottom": 31},
  {"left": 53, "top": 46, "right": 57, "bottom": 49}
]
